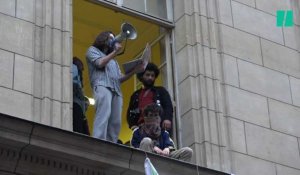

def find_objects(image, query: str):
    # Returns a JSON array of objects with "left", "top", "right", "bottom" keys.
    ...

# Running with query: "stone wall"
[
  {"left": 0, "top": 0, "right": 299, "bottom": 174},
  {"left": 173, "top": 0, "right": 300, "bottom": 174},
  {"left": 0, "top": 0, "right": 73, "bottom": 130}
]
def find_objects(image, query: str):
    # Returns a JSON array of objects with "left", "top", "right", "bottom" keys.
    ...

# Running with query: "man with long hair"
[{"left": 86, "top": 31, "right": 144, "bottom": 142}]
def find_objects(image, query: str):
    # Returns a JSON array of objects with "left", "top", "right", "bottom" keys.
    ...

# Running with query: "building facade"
[{"left": 0, "top": 0, "right": 300, "bottom": 175}]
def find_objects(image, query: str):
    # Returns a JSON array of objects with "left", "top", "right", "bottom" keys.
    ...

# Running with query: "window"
[
  {"left": 101, "top": 0, "right": 173, "bottom": 21},
  {"left": 73, "top": 0, "right": 174, "bottom": 144}
]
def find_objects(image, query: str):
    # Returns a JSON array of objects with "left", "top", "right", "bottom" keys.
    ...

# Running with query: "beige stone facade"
[
  {"left": 0, "top": 0, "right": 300, "bottom": 175},
  {"left": 0, "top": 0, "right": 72, "bottom": 129},
  {"left": 174, "top": 0, "right": 300, "bottom": 174}
]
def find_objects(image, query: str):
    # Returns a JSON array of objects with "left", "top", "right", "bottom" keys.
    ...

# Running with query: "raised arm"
[
  {"left": 119, "top": 62, "right": 145, "bottom": 83},
  {"left": 94, "top": 50, "right": 118, "bottom": 69},
  {"left": 94, "top": 43, "right": 122, "bottom": 69}
]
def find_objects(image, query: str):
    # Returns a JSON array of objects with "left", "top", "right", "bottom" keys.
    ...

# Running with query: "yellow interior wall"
[
  {"left": 151, "top": 42, "right": 163, "bottom": 86},
  {"left": 73, "top": 0, "right": 162, "bottom": 143}
]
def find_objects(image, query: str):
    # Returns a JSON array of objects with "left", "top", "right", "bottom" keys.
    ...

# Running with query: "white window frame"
[{"left": 98, "top": 0, "right": 174, "bottom": 22}]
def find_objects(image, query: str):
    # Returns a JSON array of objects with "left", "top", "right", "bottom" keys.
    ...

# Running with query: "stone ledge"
[{"left": 0, "top": 113, "right": 230, "bottom": 175}]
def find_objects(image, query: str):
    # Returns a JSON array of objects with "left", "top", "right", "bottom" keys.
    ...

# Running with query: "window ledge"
[{"left": 0, "top": 113, "right": 229, "bottom": 175}]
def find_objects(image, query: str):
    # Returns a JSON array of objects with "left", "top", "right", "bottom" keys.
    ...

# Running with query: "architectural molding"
[
  {"left": 173, "top": 0, "right": 232, "bottom": 172},
  {"left": 0, "top": 113, "right": 229, "bottom": 175}
]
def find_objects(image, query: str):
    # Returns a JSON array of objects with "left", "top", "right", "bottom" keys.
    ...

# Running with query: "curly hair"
[{"left": 137, "top": 62, "right": 160, "bottom": 81}]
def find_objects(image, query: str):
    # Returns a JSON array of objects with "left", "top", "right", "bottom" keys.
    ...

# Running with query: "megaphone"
[
  {"left": 115, "top": 22, "right": 137, "bottom": 42},
  {"left": 110, "top": 22, "right": 137, "bottom": 48}
]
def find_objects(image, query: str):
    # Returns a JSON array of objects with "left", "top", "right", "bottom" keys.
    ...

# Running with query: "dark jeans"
[{"left": 73, "top": 103, "right": 90, "bottom": 135}]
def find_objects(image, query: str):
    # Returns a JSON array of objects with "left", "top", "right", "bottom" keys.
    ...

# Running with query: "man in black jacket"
[{"left": 127, "top": 63, "right": 173, "bottom": 135}]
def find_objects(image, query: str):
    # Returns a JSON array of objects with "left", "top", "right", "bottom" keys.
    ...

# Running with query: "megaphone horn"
[{"left": 114, "top": 22, "right": 137, "bottom": 43}]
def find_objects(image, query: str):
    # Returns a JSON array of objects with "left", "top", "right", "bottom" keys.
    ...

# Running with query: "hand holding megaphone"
[{"left": 113, "top": 42, "right": 122, "bottom": 53}]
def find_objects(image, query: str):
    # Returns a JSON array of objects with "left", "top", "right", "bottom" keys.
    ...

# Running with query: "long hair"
[{"left": 92, "top": 31, "right": 113, "bottom": 54}]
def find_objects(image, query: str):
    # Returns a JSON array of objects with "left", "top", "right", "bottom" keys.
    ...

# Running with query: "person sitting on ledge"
[{"left": 130, "top": 103, "right": 193, "bottom": 162}]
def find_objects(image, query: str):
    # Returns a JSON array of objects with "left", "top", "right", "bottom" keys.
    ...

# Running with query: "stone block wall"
[
  {"left": 0, "top": 0, "right": 299, "bottom": 174},
  {"left": 0, "top": 0, "right": 72, "bottom": 130},
  {"left": 173, "top": 0, "right": 300, "bottom": 174}
]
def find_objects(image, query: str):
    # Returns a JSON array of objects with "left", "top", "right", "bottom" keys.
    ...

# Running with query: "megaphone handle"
[{"left": 117, "top": 38, "right": 128, "bottom": 56}]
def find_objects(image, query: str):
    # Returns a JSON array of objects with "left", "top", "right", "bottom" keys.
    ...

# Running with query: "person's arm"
[
  {"left": 161, "top": 131, "right": 174, "bottom": 156},
  {"left": 161, "top": 148, "right": 170, "bottom": 156},
  {"left": 93, "top": 50, "right": 118, "bottom": 69},
  {"left": 153, "top": 146, "right": 164, "bottom": 155},
  {"left": 94, "top": 43, "right": 122, "bottom": 69},
  {"left": 119, "top": 62, "right": 145, "bottom": 83},
  {"left": 119, "top": 68, "right": 136, "bottom": 83},
  {"left": 159, "top": 87, "right": 174, "bottom": 129},
  {"left": 164, "top": 131, "right": 175, "bottom": 150}
]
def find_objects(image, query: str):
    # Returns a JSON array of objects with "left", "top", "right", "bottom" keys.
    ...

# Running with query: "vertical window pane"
[
  {"left": 146, "top": 0, "right": 167, "bottom": 19},
  {"left": 159, "top": 36, "right": 168, "bottom": 89},
  {"left": 122, "top": 0, "right": 172, "bottom": 21},
  {"left": 123, "top": 0, "right": 146, "bottom": 13}
]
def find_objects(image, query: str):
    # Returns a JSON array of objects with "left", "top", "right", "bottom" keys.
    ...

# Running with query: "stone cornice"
[{"left": 0, "top": 113, "right": 230, "bottom": 175}]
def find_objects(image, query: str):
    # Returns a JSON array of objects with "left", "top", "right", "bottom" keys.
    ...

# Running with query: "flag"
[{"left": 144, "top": 157, "right": 159, "bottom": 175}]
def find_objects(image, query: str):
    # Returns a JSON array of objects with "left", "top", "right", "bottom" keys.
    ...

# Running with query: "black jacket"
[{"left": 126, "top": 86, "right": 173, "bottom": 129}]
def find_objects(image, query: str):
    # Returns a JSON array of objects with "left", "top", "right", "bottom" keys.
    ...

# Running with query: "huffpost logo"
[{"left": 277, "top": 10, "right": 294, "bottom": 27}]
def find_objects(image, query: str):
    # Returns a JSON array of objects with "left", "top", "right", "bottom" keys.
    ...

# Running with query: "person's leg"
[
  {"left": 73, "top": 103, "right": 84, "bottom": 133},
  {"left": 82, "top": 117, "right": 90, "bottom": 136},
  {"left": 139, "top": 137, "right": 154, "bottom": 152},
  {"left": 107, "top": 94, "right": 123, "bottom": 142},
  {"left": 93, "top": 86, "right": 112, "bottom": 140},
  {"left": 169, "top": 147, "right": 193, "bottom": 162}
]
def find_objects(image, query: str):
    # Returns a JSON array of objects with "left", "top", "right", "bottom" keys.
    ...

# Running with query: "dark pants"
[{"left": 73, "top": 103, "right": 90, "bottom": 135}]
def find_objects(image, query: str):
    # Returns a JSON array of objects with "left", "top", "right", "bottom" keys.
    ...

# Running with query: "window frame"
[
  {"left": 88, "top": 0, "right": 174, "bottom": 28},
  {"left": 83, "top": 0, "right": 181, "bottom": 146}
]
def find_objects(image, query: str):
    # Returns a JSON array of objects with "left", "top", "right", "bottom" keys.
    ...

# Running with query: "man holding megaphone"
[{"left": 86, "top": 23, "right": 144, "bottom": 143}]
